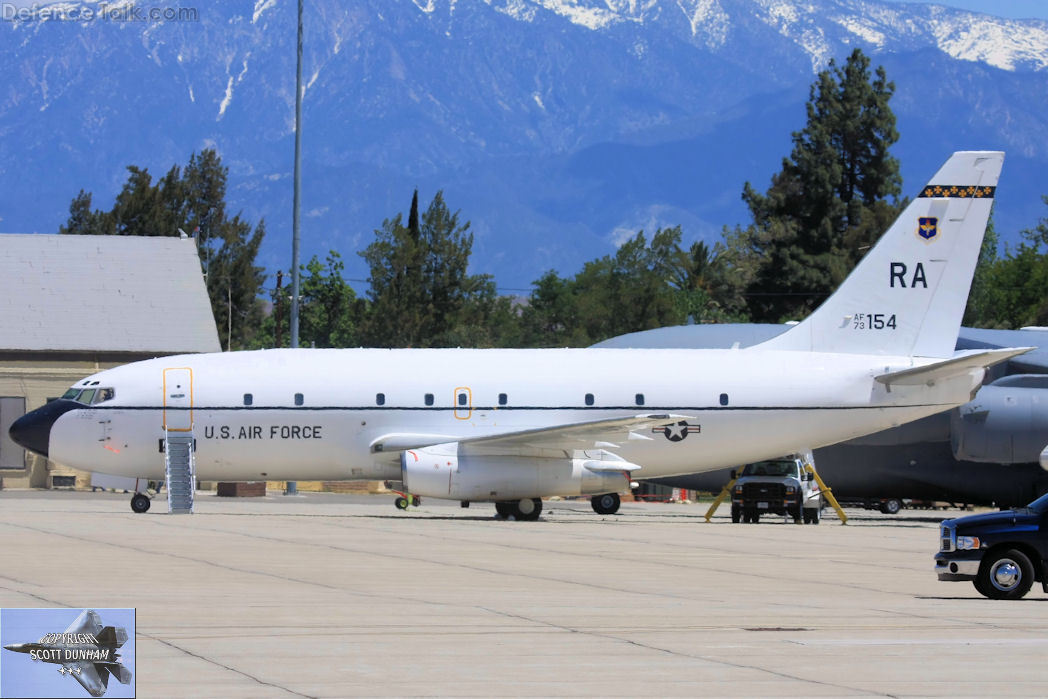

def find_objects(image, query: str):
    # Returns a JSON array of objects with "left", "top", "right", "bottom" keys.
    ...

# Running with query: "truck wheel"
[
  {"left": 809, "top": 507, "right": 821, "bottom": 525},
  {"left": 977, "top": 549, "right": 1034, "bottom": 600},
  {"left": 750, "top": 511, "right": 760, "bottom": 524},
  {"left": 731, "top": 506, "right": 741, "bottom": 523},
  {"left": 791, "top": 504, "right": 803, "bottom": 523},
  {"left": 880, "top": 498, "right": 902, "bottom": 515}
]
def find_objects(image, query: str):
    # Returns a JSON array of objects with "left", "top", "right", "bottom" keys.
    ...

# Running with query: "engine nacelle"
[
  {"left": 950, "top": 376, "right": 1048, "bottom": 464},
  {"left": 401, "top": 442, "right": 632, "bottom": 501}
]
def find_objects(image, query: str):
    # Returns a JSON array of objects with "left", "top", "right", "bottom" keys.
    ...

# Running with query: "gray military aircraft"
[
  {"left": 596, "top": 325, "right": 1048, "bottom": 507},
  {"left": 2, "top": 610, "right": 132, "bottom": 697}
]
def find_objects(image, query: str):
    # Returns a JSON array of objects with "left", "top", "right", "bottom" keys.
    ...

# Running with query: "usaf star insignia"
[{"left": 653, "top": 420, "right": 701, "bottom": 442}]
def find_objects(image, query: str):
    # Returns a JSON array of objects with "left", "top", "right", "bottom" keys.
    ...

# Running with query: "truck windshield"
[
  {"left": 742, "top": 460, "right": 798, "bottom": 478},
  {"left": 1027, "top": 491, "right": 1048, "bottom": 514}
]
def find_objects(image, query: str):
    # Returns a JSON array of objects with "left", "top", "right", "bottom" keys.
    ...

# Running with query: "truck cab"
[
  {"left": 934, "top": 491, "right": 1048, "bottom": 599},
  {"left": 731, "top": 453, "right": 824, "bottom": 524}
]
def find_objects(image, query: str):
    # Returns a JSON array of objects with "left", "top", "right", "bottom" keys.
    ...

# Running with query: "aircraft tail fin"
[
  {"left": 95, "top": 626, "right": 127, "bottom": 649},
  {"left": 754, "top": 151, "right": 1003, "bottom": 358}
]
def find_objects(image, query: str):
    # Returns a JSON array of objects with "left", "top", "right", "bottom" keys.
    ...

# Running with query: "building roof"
[{"left": 0, "top": 234, "right": 221, "bottom": 353}]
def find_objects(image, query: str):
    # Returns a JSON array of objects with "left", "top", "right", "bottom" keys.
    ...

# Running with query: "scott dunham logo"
[{"left": 1, "top": 608, "right": 135, "bottom": 698}]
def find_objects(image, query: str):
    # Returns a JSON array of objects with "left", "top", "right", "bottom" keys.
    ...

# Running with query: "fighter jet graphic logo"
[
  {"left": 652, "top": 420, "right": 701, "bottom": 442},
  {"left": 2, "top": 609, "right": 133, "bottom": 697},
  {"left": 917, "top": 217, "right": 939, "bottom": 243}
]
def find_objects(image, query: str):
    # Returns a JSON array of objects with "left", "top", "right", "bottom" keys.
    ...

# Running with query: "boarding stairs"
[{"left": 164, "top": 430, "right": 196, "bottom": 514}]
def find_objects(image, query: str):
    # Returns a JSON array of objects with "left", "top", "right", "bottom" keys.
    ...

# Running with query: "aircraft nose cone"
[
  {"left": 3, "top": 643, "right": 26, "bottom": 652},
  {"left": 9, "top": 399, "right": 81, "bottom": 457}
]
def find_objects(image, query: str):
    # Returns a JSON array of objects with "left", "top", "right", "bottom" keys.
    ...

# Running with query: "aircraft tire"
[
  {"left": 591, "top": 493, "right": 620, "bottom": 515},
  {"left": 494, "top": 502, "right": 513, "bottom": 518},
  {"left": 731, "top": 506, "right": 741, "bottom": 523},
  {"left": 513, "top": 498, "right": 542, "bottom": 521},
  {"left": 130, "top": 493, "right": 151, "bottom": 513},
  {"left": 978, "top": 549, "right": 1034, "bottom": 600},
  {"left": 412, "top": 495, "right": 421, "bottom": 507},
  {"left": 394, "top": 497, "right": 409, "bottom": 510}
]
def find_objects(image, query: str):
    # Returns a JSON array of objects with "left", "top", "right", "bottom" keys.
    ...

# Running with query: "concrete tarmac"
[{"left": 0, "top": 490, "right": 1045, "bottom": 697}]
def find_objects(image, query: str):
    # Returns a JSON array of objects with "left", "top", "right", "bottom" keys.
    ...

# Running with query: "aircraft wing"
[
  {"left": 371, "top": 414, "right": 694, "bottom": 456},
  {"left": 70, "top": 662, "right": 108, "bottom": 697},
  {"left": 875, "top": 348, "right": 1033, "bottom": 387},
  {"left": 64, "top": 609, "right": 103, "bottom": 636}
]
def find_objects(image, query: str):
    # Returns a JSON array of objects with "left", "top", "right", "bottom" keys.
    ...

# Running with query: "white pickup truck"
[{"left": 730, "top": 454, "right": 824, "bottom": 524}]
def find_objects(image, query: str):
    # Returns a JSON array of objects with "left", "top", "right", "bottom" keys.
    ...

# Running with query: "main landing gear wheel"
[
  {"left": 394, "top": 497, "right": 410, "bottom": 510},
  {"left": 512, "top": 498, "right": 543, "bottom": 521},
  {"left": 494, "top": 501, "right": 513, "bottom": 518},
  {"left": 977, "top": 548, "right": 1034, "bottom": 600},
  {"left": 130, "top": 493, "right": 151, "bottom": 513},
  {"left": 591, "top": 493, "right": 620, "bottom": 515}
]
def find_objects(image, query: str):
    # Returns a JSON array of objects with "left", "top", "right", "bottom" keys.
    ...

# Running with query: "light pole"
[{"left": 286, "top": 0, "right": 304, "bottom": 496}]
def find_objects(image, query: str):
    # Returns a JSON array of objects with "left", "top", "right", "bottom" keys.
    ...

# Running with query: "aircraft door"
[
  {"left": 454, "top": 387, "right": 472, "bottom": 420},
  {"left": 163, "top": 368, "right": 193, "bottom": 431}
]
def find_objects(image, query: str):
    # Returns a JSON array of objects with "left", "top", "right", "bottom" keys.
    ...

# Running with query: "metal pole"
[{"left": 286, "top": 0, "right": 304, "bottom": 496}]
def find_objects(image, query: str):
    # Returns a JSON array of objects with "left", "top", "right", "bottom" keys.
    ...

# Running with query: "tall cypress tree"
[{"left": 739, "top": 48, "right": 902, "bottom": 322}]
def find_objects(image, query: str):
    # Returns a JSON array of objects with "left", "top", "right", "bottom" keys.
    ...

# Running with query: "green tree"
[
  {"left": 962, "top": 209, "right": 999, "bottom": 326},
  {"left": 298, "top": 252, "right": 363, "bottom": 347},
  {"left": 517, "top": 227, "right": 734, "bottom": 347},
  {"left": 360, "top": 190, "right": 503, "bottom": 347},
  {"left": 738, "top": 48, "right": 902, "bottom": 322},
  {"left": 971, "top": 197, "right": 1048, "bottom": 328},
  {"left": 59, "top": 149, "right": 267, "bottom": 350}
]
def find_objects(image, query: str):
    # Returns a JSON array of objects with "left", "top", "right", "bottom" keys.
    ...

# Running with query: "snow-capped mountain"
[{"left": 1, "top": 0, "right": 1046, "bottom": 289}]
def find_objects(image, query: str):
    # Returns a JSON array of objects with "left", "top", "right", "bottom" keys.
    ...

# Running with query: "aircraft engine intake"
[
  {"left": 401, "top": 443, "right": 633, "bottom": 500},
  {"left": 950, "top": 377, "right": 1048, "bottom": 464}
]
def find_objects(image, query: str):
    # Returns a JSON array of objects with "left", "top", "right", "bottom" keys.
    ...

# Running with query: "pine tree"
[
  {"left": 740, "top": 48, "right": 902, "bottom": 322},
  {"left": 57, "top": 149, "right": 267, "bottom": 349},
  {"left": 360, "top": 191, "right": 498, "bottom": 347}
]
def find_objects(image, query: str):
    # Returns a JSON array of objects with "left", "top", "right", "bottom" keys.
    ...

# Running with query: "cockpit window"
[{"left": 61, "top": 387, "right": 115, "bottom": 404}]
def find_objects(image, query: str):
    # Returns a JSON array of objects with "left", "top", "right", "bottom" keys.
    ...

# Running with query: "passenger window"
[
  {"left": 376, "top": 393, "right": 385, "bottom": 406},
  {"left": 498, "top": 393, "right": 507, "bottom": 406},
  {"left": 79, "top": 389, "right": 96, "bottom": 404},
  {"left": 424, "top": 393, "right": 434, "bottom": 406},
  {"left": 294, "top": 393, "right": 304, "bottom": 406},
  {"left": 243, "top": 393, "right": 253, "bottom": 406},
  {"left": 585, "top": 393, "right": 594, "bottom": 406},
  {"left": 635, "top": 393, "right": 645, "bottom": 406},
  {"left": 720, "top": 393, "right": 729, "bottom": 406}
]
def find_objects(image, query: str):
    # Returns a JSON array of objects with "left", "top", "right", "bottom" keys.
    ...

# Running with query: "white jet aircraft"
[{"left": 10, "top": 151, "right": 1027, "bottom": 519}]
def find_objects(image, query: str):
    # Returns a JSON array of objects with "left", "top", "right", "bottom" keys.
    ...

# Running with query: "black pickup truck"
[{"left": 934, "top": 492, "right": 1048, "bottom": 600}]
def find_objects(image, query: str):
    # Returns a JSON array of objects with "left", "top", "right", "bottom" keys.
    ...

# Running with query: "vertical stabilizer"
[{"left": 755, "top": 151, "right": 1003, "bottom": 358}]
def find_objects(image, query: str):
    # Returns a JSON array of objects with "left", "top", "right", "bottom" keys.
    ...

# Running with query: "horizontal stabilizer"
[{"left": 875, "top": 348, "right": 1032, "bottom": 386}]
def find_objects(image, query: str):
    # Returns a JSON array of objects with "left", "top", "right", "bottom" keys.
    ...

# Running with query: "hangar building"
[{"left": 0, "top": 234, "right": 220, "bottom": 488}]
